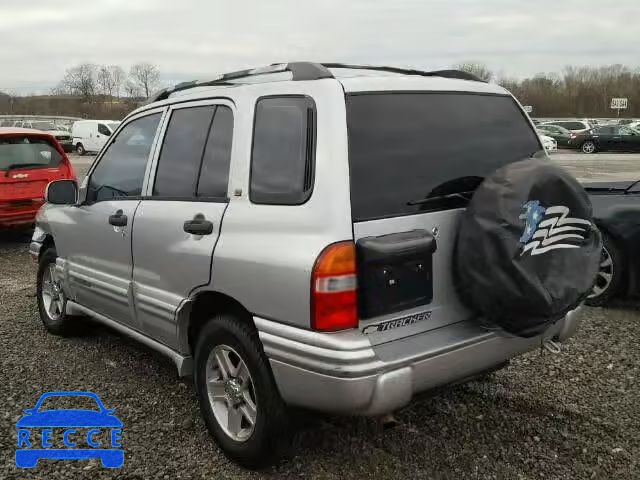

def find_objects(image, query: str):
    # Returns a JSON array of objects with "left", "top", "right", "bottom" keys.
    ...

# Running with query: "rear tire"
[
  {"left": 76, "top": 143, "right": 86, "bottom": 156},
  {"left": 586, "top": 232, "right": 623, "bottom": 307},
  {"left": 36, "top": 248, "right": 82, "bottom": 336},
  {"left": 194, "top": 314, "right": 289, "bottom": 469},
  {"left": 581, "top": 141, "right": 596, "bottom": 154}
]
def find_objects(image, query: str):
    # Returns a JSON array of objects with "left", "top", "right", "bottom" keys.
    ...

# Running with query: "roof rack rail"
[
  {"left": 147, "top": 61, "right": 484, "bottom": 104},
  {"left": 320, "top": 63, "right": 484, "bottom": 82},
  {"left": 147, "top": 62, "right": 333, "bottom": 103}
]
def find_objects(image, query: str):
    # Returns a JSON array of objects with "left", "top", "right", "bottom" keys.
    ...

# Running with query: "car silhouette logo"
[{"left": 15, "top": 391, "right": 123, "bottom": 468}]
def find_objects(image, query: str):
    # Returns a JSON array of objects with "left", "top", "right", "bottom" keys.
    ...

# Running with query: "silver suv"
[{"left": 31, "top": 62, "right": 583, "bottom": 468}]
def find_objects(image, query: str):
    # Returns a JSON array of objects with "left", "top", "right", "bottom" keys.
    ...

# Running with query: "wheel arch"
[
  {"left": 178, "top": 290, "right": 256, "bottom": 356},
  {"left": 40, "top": 235, "right": 56, "bottom": 260}
]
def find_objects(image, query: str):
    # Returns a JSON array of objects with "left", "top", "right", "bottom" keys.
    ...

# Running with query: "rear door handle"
[
  {"left": 184, "top": 214, "right": 214, "bottom": 235},
  {"left": 108, "top": 209, "right": 128, "bottom": 227}
]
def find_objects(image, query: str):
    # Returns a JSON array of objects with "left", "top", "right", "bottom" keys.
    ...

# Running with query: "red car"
[{"left": 0, "top": 128, "right": 76, "bottom": 228}]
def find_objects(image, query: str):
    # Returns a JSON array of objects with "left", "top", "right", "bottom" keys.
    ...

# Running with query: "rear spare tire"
[{"left": 455, "top": 159, "right": 601, "bottom": 337}]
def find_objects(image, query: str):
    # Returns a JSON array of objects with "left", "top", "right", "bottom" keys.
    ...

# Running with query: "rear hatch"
[
  {"left": 0, "top": 135, "right": 74, "bottom": 208},
  {"left": 346, "top": 91, "right": 542, "bottom": 345}
]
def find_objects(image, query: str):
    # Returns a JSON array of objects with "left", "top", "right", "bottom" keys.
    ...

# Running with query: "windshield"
[
  {"left": 107, "top": 122, "right": 120, "bottom": 132},
  {"left": 0, "top": 137, "right": 63, "bottom": 170},
  {"left": 37, "top": 395, "right": 101, "bottom": 412},
  {"left": 30, "top": 121, "right": 57, "bottom": 131},
  {"left": 346, "top": 92, "right": 541, "bottom": 221}
]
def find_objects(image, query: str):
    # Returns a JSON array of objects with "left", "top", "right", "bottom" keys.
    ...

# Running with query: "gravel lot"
[{"left": 1, "top": 151, "right": 639, "bottom": 479}]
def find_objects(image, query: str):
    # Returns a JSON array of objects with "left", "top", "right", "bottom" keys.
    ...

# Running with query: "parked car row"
[
  {"left": 0, "top": 118, "right": 122, "bottom": 155},
  {"left": 537, "top": 120, "right": 640, "bottom": 154},
  {"left": 0, "top": 120, "right": 74, "bottom": 152}
]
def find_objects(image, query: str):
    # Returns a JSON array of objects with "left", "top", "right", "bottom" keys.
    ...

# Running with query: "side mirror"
[{"left": 46, "top": 179, "right": 78, "bottom": 205}]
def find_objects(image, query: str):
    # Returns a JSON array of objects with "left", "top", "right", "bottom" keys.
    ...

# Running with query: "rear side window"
[
  {"left": 347, "top": 93, "right": 540, "bottom": 221},
  {"left": 250, "top": 96, "right": 315, "bottom": 205},
  {"left": 153, "top": 106, "right": 215, "bottom": 197},
  {"left": 0, "top": 137, "right": 63, "bottom": 171},
  {"left": 87, "top": 113, "right": 161, "bottom": 202}
]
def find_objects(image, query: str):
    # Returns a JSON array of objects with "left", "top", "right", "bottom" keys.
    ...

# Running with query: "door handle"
[
  {"left": 108, "top": 209, "right": 128, "bottom": 227},
  {"left": 184, "top": 214, "right": 214, "bottom": 235}
]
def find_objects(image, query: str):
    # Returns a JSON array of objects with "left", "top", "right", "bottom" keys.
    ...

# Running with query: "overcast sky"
[{"left": 1, "top": 0, "right": 638, "bottom": 94}]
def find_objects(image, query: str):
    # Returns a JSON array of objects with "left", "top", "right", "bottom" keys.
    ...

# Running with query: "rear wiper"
[
  {"left": 3, "top": 163, "right": 45, "bottom": 177},
  {"left": 407, "top": 191, "right": 474, "bottom": 206}
]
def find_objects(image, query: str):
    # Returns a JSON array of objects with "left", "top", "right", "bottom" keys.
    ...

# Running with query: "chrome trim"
[{"left": 65, "top": 300, "right": 192, "bottom": 377}]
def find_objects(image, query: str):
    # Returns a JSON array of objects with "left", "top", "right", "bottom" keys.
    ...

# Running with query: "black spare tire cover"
[{"left": 455, "top": 159, "right": 601, "bottom": 337}]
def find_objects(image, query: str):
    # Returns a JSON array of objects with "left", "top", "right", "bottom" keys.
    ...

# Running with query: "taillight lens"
[{"left": 311, "top": 242, "right": 358, "bottom": 331}]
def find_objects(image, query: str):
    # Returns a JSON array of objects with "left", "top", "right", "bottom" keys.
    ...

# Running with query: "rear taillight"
[{"left": 311, "top": 242, "right": 358, "bottom": 331}]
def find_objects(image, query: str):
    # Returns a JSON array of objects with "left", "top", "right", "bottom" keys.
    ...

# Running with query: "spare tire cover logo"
[{"left": 519, "top": 200, "right": 591, "bottom": 256}]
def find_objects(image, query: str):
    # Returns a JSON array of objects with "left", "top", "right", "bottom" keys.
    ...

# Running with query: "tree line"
[
  {"left": 52, "top": 62, "right": 161, "bottom": 101},
  {"left": 0, "top": 62, "right": 162, "bottom": 119},
  {"left": 1, "top": 62, "right": 639, "bottom": 119},
  {"left": 458, "top": 63, "right": 640, "bottom": 118}
]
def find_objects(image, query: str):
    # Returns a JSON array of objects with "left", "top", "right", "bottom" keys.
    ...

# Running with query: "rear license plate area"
[{"left": 356, "top": 229, "right": 437, "bottom": 319}]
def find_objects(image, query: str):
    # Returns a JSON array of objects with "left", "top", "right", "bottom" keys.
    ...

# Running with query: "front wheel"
[
  {"left": 36, "top": 248, "right": 81, "bottom": 335},
  {"left": 194, "top": 314, "right": 289, "bottom": 468},
  {"left": 581, "top": 141, "right": 596, "bottom": 154}
]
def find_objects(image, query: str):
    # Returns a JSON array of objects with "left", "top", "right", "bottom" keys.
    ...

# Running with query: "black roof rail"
[
  {"left": 147, "top": 61, "right": 484, "bottom": 104},
  {"left": 147, "top": 62, "right": 333, "bottom": 103},
  {"left": 320, "top": 63, "right": 484, "bottom": 82}
]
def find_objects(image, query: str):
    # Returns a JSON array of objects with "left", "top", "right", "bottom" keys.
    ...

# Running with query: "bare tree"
[
  {"left": 60, "top": 63, "right": 97, "bottom": 101},
  {"left": 456, "top": 62, "right": 494, "bottom": 82},
  {"left": 129, "top": 62, "right": 161, "bottom": 98},
  {"left": 110, "top": 65, "right": 126, "bottom": 98},
  {"left": 124, "top": 80, "right": 143, "bottom": 99},
  {"left": 97, "top": 65, "right": 114, "bottom": 97}
]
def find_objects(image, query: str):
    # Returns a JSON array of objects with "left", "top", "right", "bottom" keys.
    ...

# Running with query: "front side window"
[
  {"left": 87, "top": 113, "right": 161, "bottom": 203},
  {"left": 250, "top": 96, "right": 315, "bottom": 205},
  {"left": 153, "top": 106, "right": 215, "bottom": 197}
]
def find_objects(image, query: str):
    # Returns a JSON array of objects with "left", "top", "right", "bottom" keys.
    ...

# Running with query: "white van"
[{"left": 71, "top": 120, "right": 121, "bottom": 155}]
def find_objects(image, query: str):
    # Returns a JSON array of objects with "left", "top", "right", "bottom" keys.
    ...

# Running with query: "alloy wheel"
[
  {"left": 588, "top": 246, "right": 613, "bottom": 299},
  {"left": 41, "top": 263, "right": 64, "bottom": 321},
  {"left": 205, "top": 344, "right": 257, "bottom": 442},
  {"left": 582, "top": 142, "right": 595, "bottom": 154}
]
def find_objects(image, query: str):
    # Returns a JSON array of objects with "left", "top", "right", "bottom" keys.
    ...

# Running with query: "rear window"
[
  {"left": 0, "top": 137, "right": 63, "bottom": 171},
  {"left": 346, "top": 93, "right": 541, "bottom": 221}
]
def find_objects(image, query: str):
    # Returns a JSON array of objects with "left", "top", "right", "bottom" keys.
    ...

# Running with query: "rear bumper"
[
  {"left": 256, "top": 308, "right": 583, "bottom": 415},
  {"left": 0, "top": 205, "right": 40, "bottom": 227}
]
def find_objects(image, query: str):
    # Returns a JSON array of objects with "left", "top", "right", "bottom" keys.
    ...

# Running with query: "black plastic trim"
[{"left": 322, "top": 63, "right": 485, "bottom": 82}]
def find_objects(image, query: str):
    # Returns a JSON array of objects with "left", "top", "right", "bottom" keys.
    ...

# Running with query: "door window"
[
  {"left": 153, "top": 106, "right": 215, "bottom": 197},
  {"left": 197, "top": 106, "right": 233, "bottom": 198},
  {"left": 87, "top": 113, "right": 161, "bottom": 203}
]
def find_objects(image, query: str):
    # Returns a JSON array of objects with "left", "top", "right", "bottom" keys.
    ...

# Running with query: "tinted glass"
[
  {"left": 0, "top": 137, "right": 63, "bottom": 170},
  {"left": 197, "top": 106, "right": 233, "bottom": 198},
  {"left": 596, "top": 126, "right": 615, "bottom": 135},
  {"left": 87, "top": 113, "right": 160, "bottom": 202},
  {"left": 347, "top": 93, "right": 540, "bottom": 221},
  {"left": 153, "top": 106, "right": 215, "bottom": 197},
  {"left": 250, "top": 96, "right": 315, "bottom": 204},
  {"left": 98, "top": 123, "right": 112, "bottom": 136}
]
